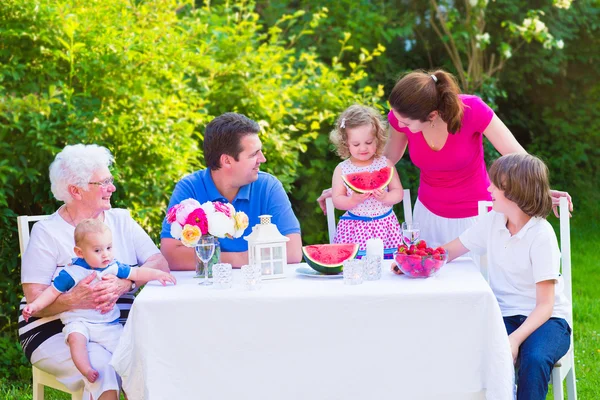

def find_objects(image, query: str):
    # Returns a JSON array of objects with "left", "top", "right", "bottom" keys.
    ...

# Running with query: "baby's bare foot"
[{"left": 86, "top": 368, "right": 99, "bottom": 383}]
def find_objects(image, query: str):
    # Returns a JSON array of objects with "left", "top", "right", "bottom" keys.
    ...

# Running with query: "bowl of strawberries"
[{"left": 393, "top": 240, "right": 448, "bottom": 278}]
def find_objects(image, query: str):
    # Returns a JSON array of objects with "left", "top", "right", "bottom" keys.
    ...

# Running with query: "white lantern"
[{"left": 244, "top": 215, "right": 289, "bottom": 280}]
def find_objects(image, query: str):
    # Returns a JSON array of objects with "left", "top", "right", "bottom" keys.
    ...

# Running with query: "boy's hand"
[
  {"left": 508, "top": 335, "right": 520, "bottom": 365},
  {"left": 22, "top": 305, "right": 36, "bottom": 322},
  {"left": 158, "top": 271, "right": 177, "bottom": 286},
  {"left": 390, "top": 261, "right": 404, "bottom": 275}
]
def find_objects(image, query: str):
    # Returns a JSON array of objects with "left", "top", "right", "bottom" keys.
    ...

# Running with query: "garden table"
[{"left": 111, "top": 258, "right": 513, "bottom": 400}]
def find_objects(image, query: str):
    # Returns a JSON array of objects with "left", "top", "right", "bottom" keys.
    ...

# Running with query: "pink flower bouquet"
[{"left": 166, "top": 198, "right": 249, "bottom": 247}]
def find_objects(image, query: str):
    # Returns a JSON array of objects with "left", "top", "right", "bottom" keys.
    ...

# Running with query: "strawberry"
[
  {"left": 416, "top": 240, "right": 427, "bottom": 250},
  {"left": 415, "top": 250, "right": 427, "bottom": 257},
  {"left": 423, "top": 257, "right": 437, "bottom": 275},
  {"left": 435, "top": 246, "right": 446, "bottom": 254},
  {"left": 397, "top": 244, "right": 408, "bottom": 254},
  {"left": 408, "top": 245, "right": 416, "bottom": 254}
]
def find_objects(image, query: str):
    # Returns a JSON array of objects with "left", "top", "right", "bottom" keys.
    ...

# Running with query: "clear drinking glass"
[
  {"left": 364, "top": 255, "right": 382, "bottom": 281},
  {"left": 402, "top": 222, "right": 421, "bottom": 247},
  {"left": 343, "top": 259, "right": 364, "bottom": 285},
  {"left": 195, "top": 235, "right": 215, "bottom": 286},
  {"left": 241, "top": 264, "right": 262, "bottom": 291},
  {"left": 195, "top": 240, "right": 220, "bottom": 279},
  {"left": 212, "top": 263, "right": 233, "bottom": 289}
]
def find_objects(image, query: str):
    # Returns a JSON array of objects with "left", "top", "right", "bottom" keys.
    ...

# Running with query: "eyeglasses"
[{"left": 88, "top": 177, "right": 115, "bottom": 187}]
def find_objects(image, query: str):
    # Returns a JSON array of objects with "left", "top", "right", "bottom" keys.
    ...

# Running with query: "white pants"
[
  {"left": 33, "top": 332, "right": 121, "bottom": 400},
  {"left": 413, "top": 198, "right": 480, "bottom": 248},
  {"left": 63, "top": 320, "right": 123, "bottom": 352}
]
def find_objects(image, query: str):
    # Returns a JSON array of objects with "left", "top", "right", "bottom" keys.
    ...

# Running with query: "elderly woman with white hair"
[{"left": 19, "top": 144, "right": 169, "bottom": 400}]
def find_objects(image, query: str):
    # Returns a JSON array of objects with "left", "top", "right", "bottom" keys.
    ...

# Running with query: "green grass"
[
  {"left": 0, "top": 380, "right": 127, "bottom": 399},
  {"left": 0, "top": 381, "right": 71, "bottom": 400},
  {"left": 2, "top": 201, "right": 598, "bottom": 399}
]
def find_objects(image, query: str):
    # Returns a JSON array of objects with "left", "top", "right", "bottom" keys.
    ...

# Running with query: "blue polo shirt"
[{"left": 161, "top": 169, "right": 301, "bottom": 252}]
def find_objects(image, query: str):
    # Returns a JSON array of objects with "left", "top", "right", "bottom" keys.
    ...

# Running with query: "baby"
[{"left": 23, "top": 218, "right": 176, "bottom": 385}]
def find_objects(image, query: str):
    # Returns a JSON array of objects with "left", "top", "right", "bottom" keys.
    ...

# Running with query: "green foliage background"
[{"left": 1, "top": 0, "right": 598, "bottom": 395}]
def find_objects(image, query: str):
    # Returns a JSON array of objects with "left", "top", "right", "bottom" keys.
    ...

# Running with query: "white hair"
[{"left": 49, "top": 144, "right": 114, "bottom": 203}]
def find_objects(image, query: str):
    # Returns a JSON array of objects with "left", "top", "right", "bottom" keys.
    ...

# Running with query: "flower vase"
[{"left": 195, "top": 239, "right": 221, "bottom": 279}]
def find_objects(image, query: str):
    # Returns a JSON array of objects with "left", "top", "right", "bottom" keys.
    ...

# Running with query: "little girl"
[
  {"left": 330, "top": 104, "right": 404, "bottom": 250},
  {"left": 442, "top": 153, "right": 571, "bottom": 399}
]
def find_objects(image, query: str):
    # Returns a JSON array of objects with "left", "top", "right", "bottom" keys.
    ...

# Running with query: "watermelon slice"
[
  {"left": 302, "top": 243, "right": 359, "bottom": 274},
  {"left": 342, "top": 166, "right": 394, "bottom": 193}
]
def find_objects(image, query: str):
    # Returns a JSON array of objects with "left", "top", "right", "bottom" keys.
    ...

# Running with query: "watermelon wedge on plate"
[
  {"left": 342, "top": 166, "right": 393, "bottom": 193},
  {"left": 302, "top": 243, "right": 359, "bottom": 274}
]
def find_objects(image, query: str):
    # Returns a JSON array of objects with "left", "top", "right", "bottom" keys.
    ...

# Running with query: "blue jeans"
[{"left": 504, "top": 315, "right": 571, "bottom": 400}]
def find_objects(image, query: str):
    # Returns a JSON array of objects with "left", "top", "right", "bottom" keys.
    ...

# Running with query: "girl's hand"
[
  {"left": 371, "top": 188, "right": 387, "bottom": 202},
  {"left": 93, "top": 274, "right": 129, "bottom": 314},
  {"left": 350, "top": 192, "right": 371, "bottom": 206}
]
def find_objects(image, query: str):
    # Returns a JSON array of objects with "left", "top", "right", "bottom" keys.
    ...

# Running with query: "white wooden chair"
[
  {"left": 477, "top": 201, "right": 493, "bottom": 281},
  {"left": 327, "top": 189, "right": 412, "bottom": 244},
  {"left": 551, "top": 196, "right": 577, "bottom": 400},
  {"left": 477, "top": 197, "right": 577, "bottom": 399},
  {"left": 17, "top": 214, "right": 84, "bottom": 400}
]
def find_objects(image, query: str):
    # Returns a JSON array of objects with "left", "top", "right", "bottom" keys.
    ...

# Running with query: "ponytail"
[
  {"left": 432, "top": 70, "right": 463, "bottom": 133},
  {"left": 389, "top": 69, "right": 464, "bottom": 134}
]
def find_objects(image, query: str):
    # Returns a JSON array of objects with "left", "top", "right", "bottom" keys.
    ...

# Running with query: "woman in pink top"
[{"left": 319, "top": 69, "right": 572, "bottom": 247}]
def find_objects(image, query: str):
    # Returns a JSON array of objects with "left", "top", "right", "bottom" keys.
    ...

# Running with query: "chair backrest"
[
  {"left": 17, "top": 215, "right": 50, "bottom": 255},
  {"left": 327, "top": 189, "right": 413, "bottom": 244},
  {"left": 326, "top": 197, "right": 337, "bottom": 244},
  {"left": 476, "top": 201, "right": 493, "bottom": 281},
  {"left": 477, "top": 197, "right": 572, "bottom": 327},
  {"left": 558, "top": 197, "right": 572, "bottom": 328},
  {"left": 402, "top": 189, "right": 413, "bottom": 225}
]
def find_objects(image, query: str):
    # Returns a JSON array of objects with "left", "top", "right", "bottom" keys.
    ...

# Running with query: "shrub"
[{"left": 0, "top": 0, "right": 384, "bottom": 334}]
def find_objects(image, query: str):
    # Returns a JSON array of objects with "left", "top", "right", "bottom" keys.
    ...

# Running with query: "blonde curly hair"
[{"left": 330, "top": 105, "right": 388, "bottom": 159}]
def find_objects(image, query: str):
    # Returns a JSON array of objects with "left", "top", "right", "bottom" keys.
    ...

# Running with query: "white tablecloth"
[{"left": 111, "top": 259, "right": 513, "bottom": 400}]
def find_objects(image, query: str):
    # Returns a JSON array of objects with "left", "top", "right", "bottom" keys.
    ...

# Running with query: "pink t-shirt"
[{"left": 388, "top": 94, "right": 494, "bottom": 218}]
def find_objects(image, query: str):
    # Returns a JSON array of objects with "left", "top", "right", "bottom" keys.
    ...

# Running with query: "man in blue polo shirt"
[{"left": 161, "top": 112, "right": 302, "bottom": 268}]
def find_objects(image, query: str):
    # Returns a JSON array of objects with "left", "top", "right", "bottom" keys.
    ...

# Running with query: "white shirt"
[
  {"left": 22, "top": 208, "right": 158, "bottom": 284},
  {"left": 459, "top": 211, "right": 570, "bottom": 320},
  {"left": 53, "top": 258, "right": 133, "bottom": 325}
]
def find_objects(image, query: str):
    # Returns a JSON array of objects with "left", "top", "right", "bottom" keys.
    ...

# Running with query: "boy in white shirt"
[
  {"left": 23, "top": 219, "right": 176, "bottom": 397},
  {"left": 442, "top": 153, "right": 571, "bottom": 400}
]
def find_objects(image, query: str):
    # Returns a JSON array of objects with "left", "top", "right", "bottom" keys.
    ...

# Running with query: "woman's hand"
[
  {"left": 66, "top": 272, "right": 98, "bottom": 310},
  {"left": 93, "top": 275, "right": 130, "bottom": 314},
  {"left": 550, "top": 189, "right": 573, "bottom": 218},
  {"left": 317, "top": 188, "right": 333, "bottom": 215}
]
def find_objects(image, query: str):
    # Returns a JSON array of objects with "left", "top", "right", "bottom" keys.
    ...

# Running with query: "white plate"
[{"left": 295, "top": 266, "right": 343, "bottom": 279}]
